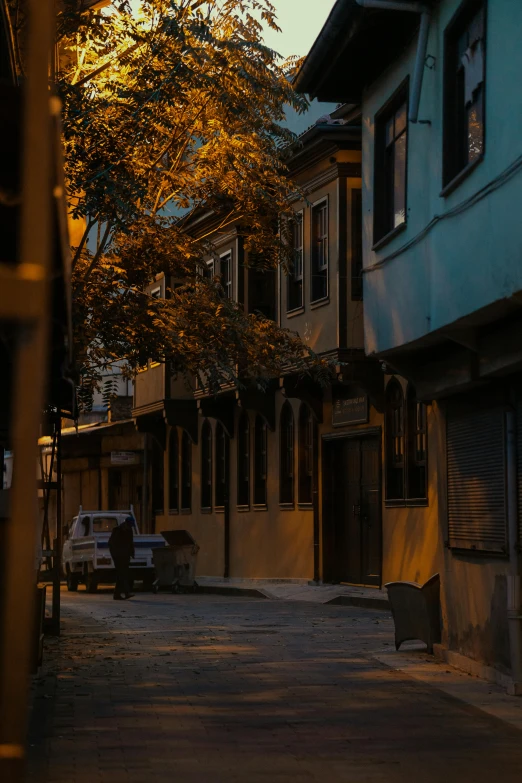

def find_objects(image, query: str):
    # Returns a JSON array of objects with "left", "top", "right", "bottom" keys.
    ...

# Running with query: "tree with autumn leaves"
[{"left": 38, "top": 0, "right": 328, "bottom": 402}]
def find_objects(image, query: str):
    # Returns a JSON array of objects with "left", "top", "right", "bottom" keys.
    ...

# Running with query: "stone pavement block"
[{"left": 28, "top": 591, "right": 522, "bottom": 783}]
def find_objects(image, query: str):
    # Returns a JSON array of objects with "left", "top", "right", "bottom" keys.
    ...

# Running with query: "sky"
[{"left": 265, "top": 0, "right": 337, "bottom": 59}]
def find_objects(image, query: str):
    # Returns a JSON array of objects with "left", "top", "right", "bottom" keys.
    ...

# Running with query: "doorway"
[{"left": 322, "top": 432, "right": 382, "bottom": 586}]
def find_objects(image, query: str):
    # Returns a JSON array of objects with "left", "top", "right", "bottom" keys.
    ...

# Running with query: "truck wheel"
[
  {"left": 85, "top": 567, "right": 98, "bottom": 594},
  {"left": 66, "top": 567, "right": 78, "bottom": 592}
]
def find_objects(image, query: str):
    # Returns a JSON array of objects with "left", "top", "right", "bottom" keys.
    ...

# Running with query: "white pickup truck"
[{"left": 62, "top": 507, "right": 166, "bottom": 593}]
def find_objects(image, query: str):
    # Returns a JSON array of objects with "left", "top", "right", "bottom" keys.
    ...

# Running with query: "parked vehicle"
[{"left": 62, "top": 506, "right": 166, "bottom": 593}]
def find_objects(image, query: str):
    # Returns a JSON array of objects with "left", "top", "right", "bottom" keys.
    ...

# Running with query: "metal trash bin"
[{"left": 152, "top": 530, "right": 199, "bottom": 594}]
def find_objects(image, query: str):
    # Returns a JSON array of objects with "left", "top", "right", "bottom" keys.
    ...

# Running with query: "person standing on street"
[{"left": 109, "top": 517, "right": 135, "bottom": 600}]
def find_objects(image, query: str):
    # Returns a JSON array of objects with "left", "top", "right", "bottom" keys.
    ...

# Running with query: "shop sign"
[
  {"left": 332, "top": 392, "right": 369, "bottom": 427},
  {"left": 111, "top": 451, "right": 137, "bottom": 465}
]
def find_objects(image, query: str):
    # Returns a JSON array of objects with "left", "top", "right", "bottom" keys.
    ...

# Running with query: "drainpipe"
[
  {"left": 355, "top": 0, "right": 431, "bottom": 123},
  {"left": 506, "top": 411, "right": 522, "bottom": 695}
]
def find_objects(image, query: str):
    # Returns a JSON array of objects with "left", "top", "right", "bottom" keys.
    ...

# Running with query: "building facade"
[
  {"left": 133, "top": 116, "right": 397, "bottom": 585},
  {"left": 296, "top": 0, "right": 522, "bottom": 688}
]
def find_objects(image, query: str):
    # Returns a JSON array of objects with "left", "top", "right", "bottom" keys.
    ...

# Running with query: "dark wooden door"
[{"left": 322, "top": 434, "right": 382, "bottom": 586}]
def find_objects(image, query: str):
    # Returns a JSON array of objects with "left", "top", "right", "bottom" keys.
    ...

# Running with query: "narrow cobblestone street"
[{"left": 28, "top": 589, "right": 522, "bottom": 783}]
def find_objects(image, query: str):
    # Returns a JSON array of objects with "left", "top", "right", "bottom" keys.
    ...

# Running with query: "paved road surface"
[{"left": 28, "top": 588, "right": 522, "bottom": 783}]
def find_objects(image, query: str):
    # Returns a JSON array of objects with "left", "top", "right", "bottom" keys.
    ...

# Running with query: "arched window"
[
  {"left": 280, "top": 402, "right": 294, "bottom": 504},
  {"left": 201, "top": 420, "right": 212, "bottom": 510},
  {"left": 151, "top": 437, "right": 164, "bottom": 515},
  {"left": 407, "top": 385, "right": 428, "bottom": 501},
  {"left": 181, "top": 430, "right": 192, "bottom": 511},
  {"left": 385, "top": 380, "right": 405, "bottom": 501},
  {"left": 298, "top": 404, "right": 315, "bottom": 505},
  {"left": 168, "top": 427, "right": 179, "bottom": 512},
  {"left": 385, "top": 380, "right": 428, "bottom": 503},
  {"left": 254, "top": 416, "right": 268, "bottom": 506},
  {"left": 237, "top": 412, "right": 250, "bottom": 507},
  {"left": 215, "top": 423, "right": 229, "bottom": 509}
]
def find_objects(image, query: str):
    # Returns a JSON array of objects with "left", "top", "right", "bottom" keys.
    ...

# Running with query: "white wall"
[{"left": 361, "top": 0, "right": 522, "bottom": 355}]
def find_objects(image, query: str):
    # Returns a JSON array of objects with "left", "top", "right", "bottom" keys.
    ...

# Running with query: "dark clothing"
[
  {"left": 109, "top": 524, "right": 135, "bottom": 598},
  {"left": 108, "top": 524, "right": 135, "bottom": 562},
  {"left": 113, "top": 557, "right": 131, "bottom": 599}
]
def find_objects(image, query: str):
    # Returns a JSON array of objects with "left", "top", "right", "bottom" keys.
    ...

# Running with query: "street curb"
[
  {"left": 325, "top": 595, "right": 390, "bottom": 610},
  {"left": 195, "top": 585, "right": 269, "bottom": 599}
]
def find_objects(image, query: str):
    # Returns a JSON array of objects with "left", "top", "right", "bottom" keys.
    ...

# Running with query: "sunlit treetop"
[{"left": 38, "top": 0, "right": 330, "bottom": 401}]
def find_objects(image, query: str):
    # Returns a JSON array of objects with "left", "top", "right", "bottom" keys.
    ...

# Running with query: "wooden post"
[{"left": 0, "top": 1, "right": 55, "bottom": 779}]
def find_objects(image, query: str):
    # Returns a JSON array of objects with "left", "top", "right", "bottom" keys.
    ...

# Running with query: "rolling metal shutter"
[{"left": 447, "top": 407, "right": 507, "bottom": 553}]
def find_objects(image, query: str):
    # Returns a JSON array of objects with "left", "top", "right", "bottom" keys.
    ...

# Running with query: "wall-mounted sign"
[
  {"left": 111, "top": 451, "right": 137, "bottom": 465},
  {"left": 332, "top": 390, "right": 369, "bottom": 427}
]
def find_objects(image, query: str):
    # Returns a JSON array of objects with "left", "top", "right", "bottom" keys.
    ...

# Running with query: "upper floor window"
[
  {"left": 288, "top": 212, "right": 303, "bottom": 311},
  {"left": 385, "top": 379, "right": 428, "bottom": 505},
  {"left": 237, "top": 412, "right": 250, "bottom": 507},
  {"left": 374, "top": 86, "right": 408, "bottom": 243},
  {"left": 351, "top": 188, "right": 363, "bottom": 301},
  {"left": 220, "top": 252, "right": 232, "bottom": 299},
  {"left": 201, "top": 420, "right": 212, "bottom": 510},
  {"left": 168, "top": 427, "right": 179, "bottom": 512},
  {"left": 298, "top": 404, "right": 315, "bottom": 505},
  {"left": 215, "top": 422, "right": 229, "bottom": 508},
  {"left": 311, "top": 201, "right": 328, "bottom": 302},
  {"left": 254, "top": 415, "right": 268, "bottom": 506},
  {"left": 280, "top": 402, "right": 294, "bottom": 504},
  {"left": 443, "top": 1, "right": 485, "bottom": 187},
  {"left": 181, "top": 431, "right": 192, "bottom": 511}
]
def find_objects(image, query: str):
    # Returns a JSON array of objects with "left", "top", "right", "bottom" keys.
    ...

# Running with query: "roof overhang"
[{"left": 294, "top": 0, "right": 428, "bottom": 103}]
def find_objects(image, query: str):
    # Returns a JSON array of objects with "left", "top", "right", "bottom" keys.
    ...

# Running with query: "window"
[
  {"left": 92, "top": 516, "right": 119, "bottom": 533},
  {"left": 279, "top": 402, "right": 294, "bottom": 504},
  {"left": 254, "top": 416, "right": 268, "bottom": 506},
  {"left": 237, "top": 412, "right": 250, "bottom": 506},
  {"left": 169, "top": 427, "right": 179, "bottom": 512},
  {"left": 215, "top": 423, "right": 229, "bottom": 508},
  {"left": 220, "top": 252, "right": 232, "bottom": 299},
  {"left": 181, "top": 431, "right": 192, "bottom": 511},
  {"left": 201, "top": 420, "right": 212, "bottom": 510},
  {"left": 407, "top": 386, "right": 427, "bottom": 501},
  {"left": 298, "top": 404, "right": 315, "bottom": 505},
  {"left": 311, "top": 201, "right": 328, "bottom": 302},
  {"left": 374, "top": 86, "right": 408, "bottom": 242},
  {"left": 443, "top": 1, "right": 485, "bottom": 187},
  {"left": 152, "top": 437, "right": 164, "bottom": 515},
  {"left": 249, "top": 267, "right": 276, "bottom": 321},
  {"left": 288, "top": 212, "right": 303, "bottom": 311},
  {"left": 385, "top": 380, "right": 405, "bottom": 501},
  {"left": 351, "top": 189, "right": 363, "bottom": 301},
  {"left": 385, "top": 379, "right": 428, "bottom": 504}
]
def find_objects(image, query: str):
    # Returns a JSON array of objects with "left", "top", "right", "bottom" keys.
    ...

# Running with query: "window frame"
[
  {"left": 237, "top": 412, "right": 250, "bottom": 508},
  {"left": 200, "top": 419, "right": 213, "bottom": 512},
  {"left": 215, "top": 422, "right": 230, "bottom": 510},
  {"left": 180, "top": 430, "right": 192, "bottom": 512},
  {"left": 298, "top": 404, "right": 315, "bottom": 507},
  {"left": 279, "top": 402, "right": 295, "bottom": 506},
  {"left": 373, "top": 79, "right": 409, "bottom": 247},
  {"left": 350, "top": 187, "right": 363, "bottom": 301},
  {"left": 442, "top": 0, "right": 486, "bottom": 194},
  {"left": 310, "top": 197, "right": 329, "bottom": 304},
  {"left": 253, "top": 415, "right": 268, "bottom": 507},
  {"left": 219, "top": 250, "right": 233, "bottom": 300},
  {"left": 151, "top": 437, "right": 164, "bottom": 516},
  {"left": 385, "top": 379, "right": 429, "bottom": 507},
  {"left": 168, "top": 427, "right": 179, "bottom": 514},
  {"left": 287, "top": 209, "right": 304, "bottom": 313}
]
